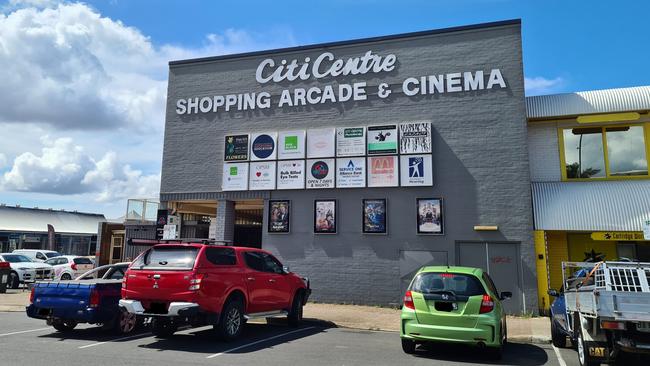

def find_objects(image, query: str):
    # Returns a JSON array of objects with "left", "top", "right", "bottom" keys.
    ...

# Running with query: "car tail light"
[
  {"left": 30, "top": 288, "right": 35, "bottom": 303},
  {"left": 71, "top": 263, "right": 77, "bottom": 271},
  {"left": 189, "top": 274, "right": 204, "bottom": 291},
  {"left": 601, "top": 321, "right": 626, "bottom": 330},
  {"left": 479, "top": 294, "right": 494, "bottom": 314},
  {"left": 403, "top": 290, "right": 415, "bottom": 310},
  {"left": 121, "top": 276, "right": 128, "bottom": 289},
  {"left": 89, "top": 289, "right": 100, "bottom": 308},
  {"left": 440, "top": 273, "right": 454, "bottom": 278}
]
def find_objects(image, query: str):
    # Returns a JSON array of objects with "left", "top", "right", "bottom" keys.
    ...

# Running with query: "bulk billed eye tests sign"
[{"left": 175, "top": 50, "right": 508, "bottom": 115}]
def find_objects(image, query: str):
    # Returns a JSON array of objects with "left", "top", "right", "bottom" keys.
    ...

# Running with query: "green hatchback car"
[{"left": 400, "top": 266, "right": 511, "bottom": 358}]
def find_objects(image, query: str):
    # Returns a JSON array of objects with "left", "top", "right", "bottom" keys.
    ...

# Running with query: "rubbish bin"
[{"left": 0, "top": 261, "right": 10, "bottom": 293}]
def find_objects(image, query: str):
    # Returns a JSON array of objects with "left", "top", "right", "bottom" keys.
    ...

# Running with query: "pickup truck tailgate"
[
  {"left": 32, "top": 281, "right": 94, "bottom": 309},
  {"left": 598, "top": 291, "right": 650, "bottom": 322}
]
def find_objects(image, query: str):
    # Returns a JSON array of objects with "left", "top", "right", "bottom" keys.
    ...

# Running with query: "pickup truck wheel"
[
  {"left": 115, "top": 308, "right": 137, "bottom": 334},
  {"left": 52, "top": 320, "right": 77, "bottom": 332},
  {"left": 551, "top": 319, "right": 567, "bottom": 348},
  {"left": 9, "top": 272, "right": 19, "bottom": 289},
  {"left": 577, "top": 324, "right": 598, "bottom": 366},
  {"left": 215, "top": 299, "right": 244, "bottom": 341},
  {"left": 60, "top": 273, "right": 72, "bottom": 281},
  {"left": 287, "top": 292, "right": 304, "bottom": 327},
  {"left": 151, "top": 318, "right": 177, "bottom": 338}
]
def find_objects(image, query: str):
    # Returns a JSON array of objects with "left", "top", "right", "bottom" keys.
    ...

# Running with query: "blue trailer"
[{"left": 26, "top": 262, "right": 138, "bottom": 334}]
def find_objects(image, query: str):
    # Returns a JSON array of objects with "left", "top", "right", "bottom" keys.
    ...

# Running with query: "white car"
[
  {"left": 12, "top": 249, "right": 62, "bottom": 262},
  {"left": 45, "top": 256, "right": 95, "bottom": 280},
  {"left": 0, "top": 253, "right": 54, "bottom": 289}
]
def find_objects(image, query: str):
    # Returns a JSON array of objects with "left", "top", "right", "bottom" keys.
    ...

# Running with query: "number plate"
[
  {"left": 1, "top": 274, "right": 6, "bottom": 284},
  {"left": 637, "top": 322, "right": 650, "bottom": 333}
]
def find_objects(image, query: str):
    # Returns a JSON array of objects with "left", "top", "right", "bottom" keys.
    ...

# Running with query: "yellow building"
[{"left": 526, "top": 86, "right": 650, "bottom": 313}]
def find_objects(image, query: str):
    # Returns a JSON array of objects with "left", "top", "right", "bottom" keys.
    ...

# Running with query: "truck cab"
[{"left": 120, "top": 242, "right": 310, "bottom": 340}]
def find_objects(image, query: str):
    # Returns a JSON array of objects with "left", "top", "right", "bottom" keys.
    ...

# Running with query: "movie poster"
[
  {"left": 224, "top": 134, "right": 249, "bottom": 161},
  {"left": 363, "top": 199, "right": 387, "bottom": 234},
  {"left": 268, "top": 200, "right": 290, "bottom": 233},
  {"left": 314, "top": 199, "right": 336, "bottom": 234},
  {"left": 416, "top": 198, "right": 443, "bottom": 234},
  {"left": 399, "top": 122, "right": 432, "bottom": 154}
]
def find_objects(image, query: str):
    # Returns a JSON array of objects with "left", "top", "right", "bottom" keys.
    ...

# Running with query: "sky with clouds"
[{"left": 0, "top": 0, "right": 647, "bottom": 219}]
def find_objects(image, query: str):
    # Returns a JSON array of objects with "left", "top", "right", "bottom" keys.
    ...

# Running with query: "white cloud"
[
  {"left": 2, "top": 136, "right": 160, "bottom": 201},
  {"left": 0, "top": 2, "right": 296, "bottom": 212},
  {"left": 524, "top": 76, "right": 565, "bottom": 96}
]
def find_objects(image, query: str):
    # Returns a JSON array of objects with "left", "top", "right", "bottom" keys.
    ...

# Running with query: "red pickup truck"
[{"left": 119, "top": 242, "right": 310, "bottom": 340}]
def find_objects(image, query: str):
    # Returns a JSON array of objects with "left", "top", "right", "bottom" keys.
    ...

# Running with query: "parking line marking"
[
  {"left": 552, "top": 345, "right": 567, "bottom": 366},
  {"left": 0, "top": 327, "right": 51, "bottom": 337},
  {"left": 206, "top": 326, "right": 317, "bottom": 359},
  {"left": 78, "top": 333, "right": 150, "bottom": 349}
]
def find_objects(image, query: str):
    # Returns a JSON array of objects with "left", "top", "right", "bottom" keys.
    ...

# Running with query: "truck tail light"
[
  {"left": 89, "top": 289, "right": 100, "bottom": 308},
  {"left": 71, "top": 263, "right": 77, "bottom": 271},
  {"left": 189, "top": 274, "right": 204, "bottom": 291},
  {"left": 601, "top": 321, "right": 626, "bottom": 330},
  {"left": 121, "top": 276, "right": 127, "bottom": 289},
  {"left": 30, "top": 287, "right": 35, "bottom": 303},
  {"left": 403, "top": 290, "right": 415, "bottom": 310},
  {"left": 479, "top": 295, "right": 495, "bottom": 314}
]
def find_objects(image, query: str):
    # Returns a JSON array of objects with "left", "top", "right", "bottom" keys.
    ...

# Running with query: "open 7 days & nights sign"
[{"left": 175, "top": 50, "right": 508, "bottom": 115}]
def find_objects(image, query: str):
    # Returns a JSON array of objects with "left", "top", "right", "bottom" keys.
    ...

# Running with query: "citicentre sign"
[{"left": 175, "top": 50, "right": 507, "bottom": 115}]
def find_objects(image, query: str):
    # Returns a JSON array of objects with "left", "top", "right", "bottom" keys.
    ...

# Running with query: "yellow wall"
[
  {"left": 567, "top": 233, "right": 618, "bottom": 262},
  {"left": 546, "top": 231, "right": 569, "bottom": 292},
  {"left": 534, "top": 231, "right": 550, "bottom": 311}
]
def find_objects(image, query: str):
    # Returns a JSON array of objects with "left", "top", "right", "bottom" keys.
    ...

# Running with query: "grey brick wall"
[
  {"left": 161, "top": 21, "right": 537, "bottom": 313},
  {"left": 528, "top": 123, "right": 562, "bottom": 182}
]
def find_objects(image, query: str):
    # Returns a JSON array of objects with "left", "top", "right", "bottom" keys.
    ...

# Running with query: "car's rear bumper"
[
  {"left": 400, "top": 309, "right": 501, "bottom": 347},
  {"left": 119, "top": 299, "right": 200, "bottom": 317}
]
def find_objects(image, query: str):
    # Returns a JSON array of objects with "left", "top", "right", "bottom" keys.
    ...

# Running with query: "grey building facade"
[{"left": 159, "top": 20, "right": 537, "bottom": 313}]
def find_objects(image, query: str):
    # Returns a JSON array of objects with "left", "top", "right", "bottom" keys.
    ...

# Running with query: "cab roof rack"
[{"left": 127, "top": 238, "right": 234, "bottom": 246}]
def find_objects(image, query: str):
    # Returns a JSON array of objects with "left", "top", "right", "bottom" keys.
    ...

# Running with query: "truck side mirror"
[
  {"left": 547, "top": 289, "right": 559, "bottom": 297},
  {"left": 282, "top": 265, "right": 290, "bottom": 274}
]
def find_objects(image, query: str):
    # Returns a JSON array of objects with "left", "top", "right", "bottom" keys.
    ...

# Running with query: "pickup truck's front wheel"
[
  {"left": 52, "top": 320, "right": 77, "bottom": 332},
  {"left": 287, "top": 292, "right": 304, "bottom": 327},
  {"left": 215, "top": 299, "right": 244, "bottom": 341},
  {"left": 151, "top": 318, "right": 177, "bottom": 338}
]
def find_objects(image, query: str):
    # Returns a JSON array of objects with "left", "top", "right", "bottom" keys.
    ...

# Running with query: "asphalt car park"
[{"left": 0, "top": 311, "right": 578, "bottom": 366}]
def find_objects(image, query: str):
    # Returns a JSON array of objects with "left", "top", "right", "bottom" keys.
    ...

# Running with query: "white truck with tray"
[{"left": 558, "top": 261, "right": 650, "bottom": 365}]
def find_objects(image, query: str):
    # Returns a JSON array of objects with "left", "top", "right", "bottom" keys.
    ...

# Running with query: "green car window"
[{"left": 410, "top": 273, "right": 485, "bottom": 296}]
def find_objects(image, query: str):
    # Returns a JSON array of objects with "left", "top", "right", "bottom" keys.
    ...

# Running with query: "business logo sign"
[
  {"left": 250, "top": 132, "right": 277, "bottom": 160},
  {"left": 277, "top": 130, "right": 305, "bottom": 159},
  {"left": 367, "top": 125, "right": 398, "bottom": 155},
  {"left": 400, "top": 155, "right": 433, "bottom": 186},
  {"left": 336, "top": 157, "right": 366, "bottom": 188},
  {"left": 367, "top": 156, "right": 398, "bottom": 187},
  {"left": 307, "top": 128, "right": 336, "bottom": 158},
  {"left": 399, "top": 122, "right": 432, "bottom": 154},
  {"left": 249, "top": 161, "right": 277, "bottom": 190},
  {"left": 277, "top": 160, "right": 305, "bottom": 190},
  {"left": 224, "top": 134, "right": 249, "bottom": 161},
  {"left": 222, "top": 162, "right": 249, "bottom": 191},
  {"left": 336, "top": 127, "right": 366, "bottom": 156},
  {"left": 306, "top": 159, "right": 335, "bottom": 189}
]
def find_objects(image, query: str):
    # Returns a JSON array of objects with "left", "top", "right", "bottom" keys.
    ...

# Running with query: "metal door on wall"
[
  {"left": 399, "top": 250, "right": 448, "bottom": 297},
  {"left": 456, "top": 242, "right": 522, "bottom": 314}
]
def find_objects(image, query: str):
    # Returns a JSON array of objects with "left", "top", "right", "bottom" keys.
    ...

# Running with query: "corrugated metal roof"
[
  {"left": 531, "top": 181, "right": 650, "bottom": 231},
  {"left": 0, "top": 206, "right": 105, "bottom": 234},
  {"left": 526, "top": 86, "right": 650, "bottom": 119}
]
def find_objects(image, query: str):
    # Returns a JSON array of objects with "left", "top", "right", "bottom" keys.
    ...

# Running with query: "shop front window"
[
  {"left": 561, "top": 124, "right": 649, "bottom": 180},
  {"left": 562, "top": 128, "right": 606, "bottom": 179},
  {"left": 606, "top": 126, "right": 648, "bottom": 176}
]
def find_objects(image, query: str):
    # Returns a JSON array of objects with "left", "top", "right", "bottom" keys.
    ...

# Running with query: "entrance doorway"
[{"left": 234, "top": 200, "right": 263, "bottom": 248}]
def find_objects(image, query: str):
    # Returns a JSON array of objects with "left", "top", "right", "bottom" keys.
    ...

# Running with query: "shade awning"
[
  {"left": 0, "top": 206, "right": 105, "bottom": 235},
  {"left": 531, "top": 181, "right": 650, "bottom": 232}
]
